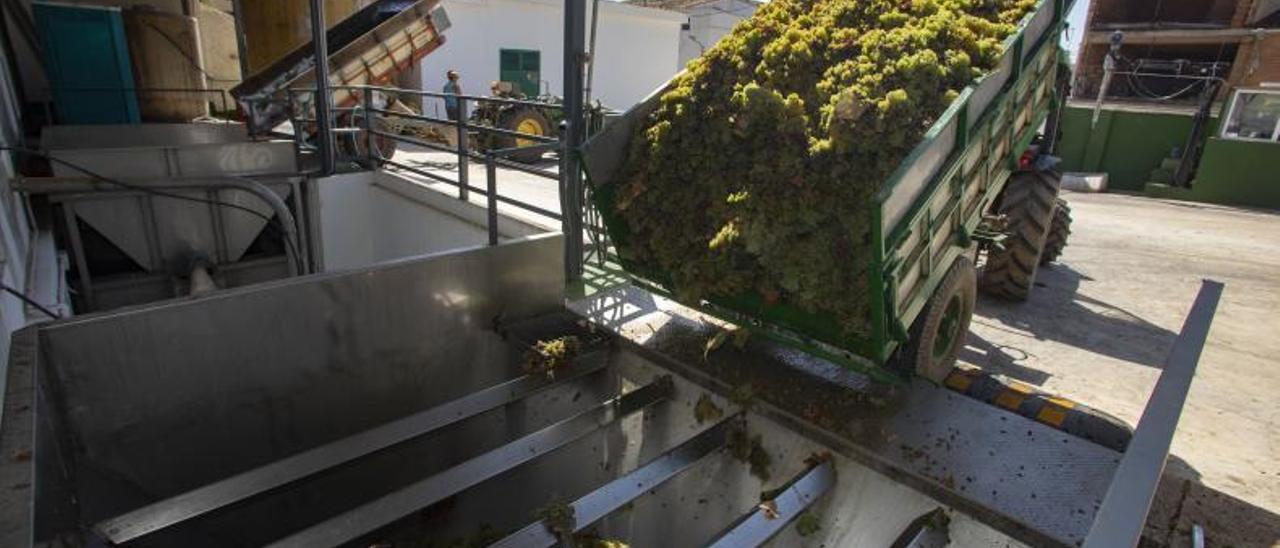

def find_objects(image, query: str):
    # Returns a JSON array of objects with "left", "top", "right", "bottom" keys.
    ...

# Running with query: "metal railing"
[
  {"left": 284, "top": 83, "right": 613, "bottom": 280},
  {"left": 285, "top": 85, "right": 571, "bottom": 240}
]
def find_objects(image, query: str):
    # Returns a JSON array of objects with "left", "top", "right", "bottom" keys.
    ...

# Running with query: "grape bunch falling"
[{"left": 612, "top": 0, "right": 1038, "bottom": 337}]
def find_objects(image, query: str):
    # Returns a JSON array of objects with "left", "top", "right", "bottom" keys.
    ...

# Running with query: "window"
[
  {"left": 1221, "top": 89, "right": 1280, "bottom": 142},
  {"left": 499, "top": 49, "right": 541, "bottom": 97}
]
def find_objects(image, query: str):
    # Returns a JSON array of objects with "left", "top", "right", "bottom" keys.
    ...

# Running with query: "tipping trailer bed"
[
  {"left": 0, "top": 236, "right": 1221, "bottom": 548},
  {"left": 230, "top": 0, "right": 451, "bottom": 135},
  {"left": 581, "top": 0, "right": 1075, "bottom": 380}
]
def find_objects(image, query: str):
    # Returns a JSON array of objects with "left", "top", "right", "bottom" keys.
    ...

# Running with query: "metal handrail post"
[
  {"left": 456, "top": 96, "right": 470, "bottom": 201},
  {"left": 309, "top": 0, "right": 336, "bottom": 175},
  {"left": 485, "top": 154, "right": 499, "bottom": 246},
  {"left": 561, "top": 0, "right": 587, "bottom": 282},
  {"left": 363, "top": 88, "right": 375, "bottom": 166}
]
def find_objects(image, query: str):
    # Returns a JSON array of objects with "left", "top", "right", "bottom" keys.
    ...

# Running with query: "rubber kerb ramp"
[{"left": 943, "top": 365, "right": 1133, "bottom": 451}]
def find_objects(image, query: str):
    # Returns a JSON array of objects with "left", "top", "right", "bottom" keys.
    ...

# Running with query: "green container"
[{"left": 581, "top": 0, "right": 1073, "bottom": 381}]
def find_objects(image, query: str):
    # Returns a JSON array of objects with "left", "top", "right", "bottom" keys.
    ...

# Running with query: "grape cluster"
[{"left": 613, "top": 0, "right": 1037, "bottom": 337}]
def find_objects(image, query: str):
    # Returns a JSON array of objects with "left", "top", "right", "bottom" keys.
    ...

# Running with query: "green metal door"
[
  {"left": 499, "top": 49, "right": 540, "bottom": 97},
  {"left": 33, "top": 2, "right": 140, "bottom": 124}
]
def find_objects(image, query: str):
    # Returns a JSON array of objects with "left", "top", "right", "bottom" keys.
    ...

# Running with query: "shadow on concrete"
[
  {"left": 958, "top": 332, "right": 1052, "bottom": 386},
  {"left": 975, "top": 262, "right": 1178, "bottom": 372},
  {"left": 1142, "top": 454, "right": 1280, "bottom": 548}
]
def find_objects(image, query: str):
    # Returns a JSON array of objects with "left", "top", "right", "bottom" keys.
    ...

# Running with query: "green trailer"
[{"left": 581, "top": 0, "right": 1076, "bottom": 384}]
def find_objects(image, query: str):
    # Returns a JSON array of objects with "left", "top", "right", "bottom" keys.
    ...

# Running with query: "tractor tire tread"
[
  {"left": 1040, "top": 199, "right": 1072, "bottom": 265},
  {"left": 981, "top": 171, "right": 1060, "bottom": 301}
]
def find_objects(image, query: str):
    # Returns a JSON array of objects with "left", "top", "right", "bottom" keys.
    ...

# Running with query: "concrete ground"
[
  {"left": 966, "top": 192, "right": 1280, "bottom": 547},
  {"left": 389, "top": 147, "right": 1279, "bottom": 546},
  {"left": 387, "top": 146, "right": 563, "bottom": 231}
]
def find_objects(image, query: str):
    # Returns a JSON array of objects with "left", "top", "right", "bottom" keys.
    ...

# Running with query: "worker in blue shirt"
[{"left": 443, "top": 70, "right": 462, "bottom": 121}]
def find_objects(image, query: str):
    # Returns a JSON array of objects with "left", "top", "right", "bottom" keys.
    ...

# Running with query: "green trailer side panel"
[{"left": 33, "top": 2, "right": 140, "bottom": 124}]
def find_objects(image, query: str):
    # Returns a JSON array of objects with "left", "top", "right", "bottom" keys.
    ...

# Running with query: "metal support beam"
[
  {"left": 309, "top": 0, "right": 336, "bottom": 175},
  {"left": 890, "top": 508, "right": 951, "bottom": 548},
  {"left": 265, "top": 376, "right": 674, "bottom": 548},
  {"left": 457, "top": 96, "right": 470, "bottom": 200},
  {"left": 93, "top": 354, "right": 610, "bottom": 544},
  {"left": 486, "top": 155, "right": 499, "bottom": 245},
  {"left": 1082, "top": 280, "right": 1224, "bottom": 548},
  {"left": 489, "top": 416, "right": 734, "bottom": 548},
  {"left": 706, "top": 460, "right": 836, "bottom": 548},
  {"left": 560, "top": 0, "right": 587, "bottom": 283}
]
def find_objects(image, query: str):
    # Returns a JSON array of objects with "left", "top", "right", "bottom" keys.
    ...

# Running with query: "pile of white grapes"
[{"left": 613, "top": 0, "right": 1037, "bottom": 336}]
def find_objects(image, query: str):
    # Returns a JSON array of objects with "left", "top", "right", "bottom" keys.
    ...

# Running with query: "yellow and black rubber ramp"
[{"left": 943, "top": 366, "right": 1133, "bottom": 452}]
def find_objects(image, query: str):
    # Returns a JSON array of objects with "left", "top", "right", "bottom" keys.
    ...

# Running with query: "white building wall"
[
  {"left": 420, "top": 0, "right": 683, "bottom": 113},
  {"left": 679, "top": 0, "right": 758, "bottom": 66}
]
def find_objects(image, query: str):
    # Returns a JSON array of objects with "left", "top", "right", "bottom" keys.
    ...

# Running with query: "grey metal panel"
[
  {"left": 1021, "top": 0, "right": 1055, "bottom": 60},
  {"left": 1082, "top": 281, "right": 1223, "bottom": 548},
  {"left": 95, "top": 353, "right": 611, "bottom": 544},
  {"left": 489, "top": 415, "right": 733, "bottom": 548},
  {"left": 707, "top": 461, "right": 835, "bottom": 548},
  {"left": 579, "top": 77, "right": 672, "bottom": 190},
  {"left": 59, "top": 181, "right": 294, "bottom": 273},
  {"left": 265, "top": 378, "right": 673, "bottom": 548},
  {"left": 40, "top": 123, "right": 250, "bottom": 150},
  {"left": 37, "top": 234, "right": 565, "bottom": 499},
  {"left": 174, "top": 142, "right": 298, "bottom": 176},
  {"left": 967, "top": 51, "right": 1014, "bottom": 133},
  {"left": 70, "top": 198, "right": 156, "bottom": 271},
  {"left": 212, "top": 184, "right": 292, "bottom": 261},
  {"left": 882, "top": 115, "right": 957, "bottom": 233},
  {"left": 49, "top": 141, "right": 297, "bottom": 179}
]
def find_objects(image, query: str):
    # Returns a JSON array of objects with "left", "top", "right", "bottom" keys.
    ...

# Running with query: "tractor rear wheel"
[
  {"left": 891, "top": 256, "right": 977, "bottom": 383},
  {"left": 498, "top": 107, "right": 553, "bottom": 163},
  {"left": 1040, "top": 198, "right": 1072, "bottom": 265},
  {"left": 981, "top": 171, "right": 1061, "bottom": 300}
]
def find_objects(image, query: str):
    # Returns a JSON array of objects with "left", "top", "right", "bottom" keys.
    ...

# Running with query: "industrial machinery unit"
[{"left": 0, "top": 0, "right": 1224, "bottom": 546}]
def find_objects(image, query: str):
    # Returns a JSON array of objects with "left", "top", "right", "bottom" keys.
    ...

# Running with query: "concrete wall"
[
  {"left": 419, "top": 0, "right": 683, "bottom": 113},
  {"left": 1059, "top": 103, "right": 1280, "bottom": 209},
  {"left": 1149, "top": 137, "right": 1280, "bottom": 208},
  {"left": 1058, "top": 104, "right": 1216, "bottom": 191},
  {"left": 313, "top": 171, "right": 548, "bottom": 271}
]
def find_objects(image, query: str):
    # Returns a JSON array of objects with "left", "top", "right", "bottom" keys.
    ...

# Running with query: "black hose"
[{"left": 0, "top": 283, "right": 59, "bottom": 319}]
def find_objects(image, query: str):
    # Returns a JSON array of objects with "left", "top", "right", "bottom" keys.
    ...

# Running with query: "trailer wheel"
[
  {"left": 892, "top": 256, "right": 977, "bottom": 383},
  {"left": 343, "top": 114, "right": 399, "bottom": 163},
  {"left": 498, "top": 107, "right": 553, "bottom": 163},
  {"left": 1040, "top": 198, "right": 1072, "bottom": 265},
  {"left": 980, "top": 171, "right": 1061, "bottom": 300}
]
